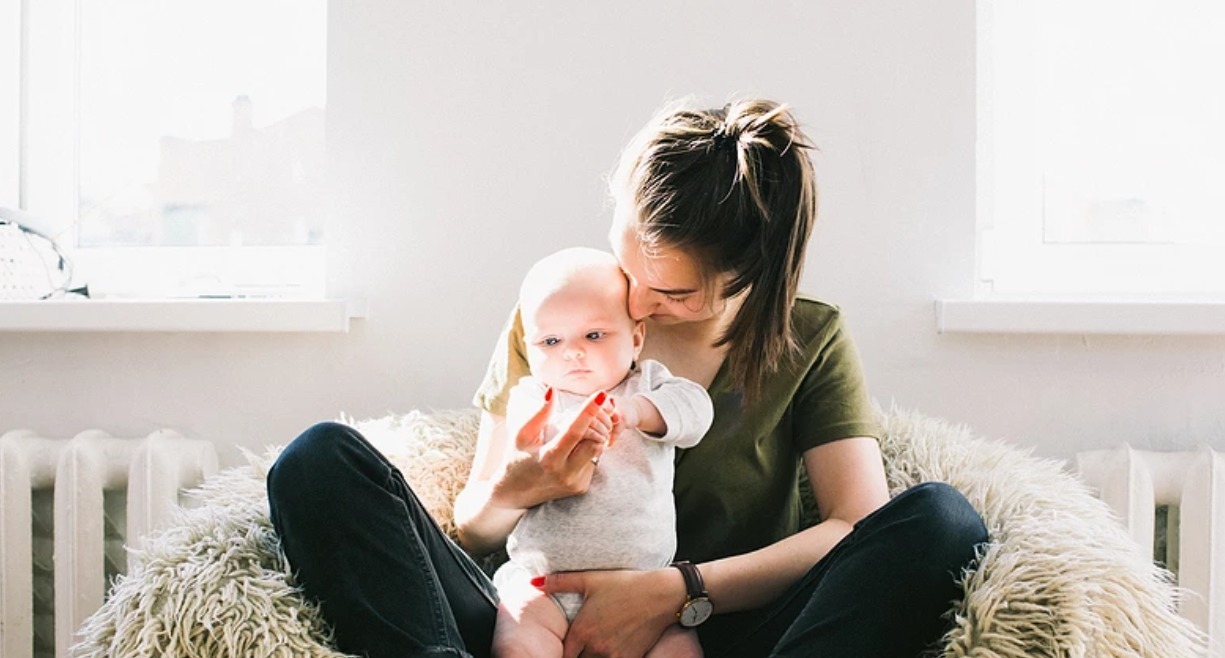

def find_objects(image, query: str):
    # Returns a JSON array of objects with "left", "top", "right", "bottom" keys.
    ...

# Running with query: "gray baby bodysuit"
[{"left": 493, "top": 359, "right": 713, "bottom": 620}]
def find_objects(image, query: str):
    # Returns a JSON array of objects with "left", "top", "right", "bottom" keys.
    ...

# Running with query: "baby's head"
[{"left": 519, "top": 247, "right": 644, "bottom": 396}]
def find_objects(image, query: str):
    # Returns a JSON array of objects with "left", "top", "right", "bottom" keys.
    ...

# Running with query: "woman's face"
[{"left": 609, "top": 211, "right": 722, "bottom": 325}]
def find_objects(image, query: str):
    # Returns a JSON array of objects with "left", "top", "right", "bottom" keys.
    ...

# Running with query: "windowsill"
[
  {"left": 935, "top": 298, "right": 1225, "bottom": 335},
  {"left": 0, "top": 298, "right": 366, "bottom": 333}
]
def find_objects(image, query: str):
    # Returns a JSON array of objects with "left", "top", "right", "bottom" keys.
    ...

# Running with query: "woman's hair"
[{"left": 611, "top": 98, "right": 817, "bottom": 400}]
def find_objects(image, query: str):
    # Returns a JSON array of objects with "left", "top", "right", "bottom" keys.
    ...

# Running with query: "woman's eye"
[
  {"left": 585, "top": 331, "right": 605, "bottom": 341},
  {"left": 665, "top": 294, "right": 690, "bottom": 304},
  {"left": 542, "top": 337, "right": 560, "bottom": 347}
]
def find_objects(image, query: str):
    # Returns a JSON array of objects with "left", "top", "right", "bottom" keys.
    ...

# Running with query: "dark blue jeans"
[{"left": 267, "top": 422, "right": 988, "bottom": 658}]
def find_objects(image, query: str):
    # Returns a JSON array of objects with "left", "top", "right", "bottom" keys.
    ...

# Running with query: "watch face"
[{"left": 679, "top": 597, "right": 713, "bottom": 627}]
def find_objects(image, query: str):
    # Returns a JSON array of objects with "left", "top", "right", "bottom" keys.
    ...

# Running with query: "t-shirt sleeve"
[
  {"left": 472, "top": 305, "right": 532, "bottom": 416},
  {"left": 790, "top": 307, "right": 881, "bottom": 453}
]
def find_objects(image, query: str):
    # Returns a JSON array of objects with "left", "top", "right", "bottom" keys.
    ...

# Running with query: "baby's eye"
[
  {"left": 585, "top": 331, "right": 605, "bottom": 341},
  {"left": 541, "top": 337, "right": 561, "bottom": 347}
]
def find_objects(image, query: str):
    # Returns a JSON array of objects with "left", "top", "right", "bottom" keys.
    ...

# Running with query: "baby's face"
[{"left": 522, "top": 281, "right": 642, "bottom": 396}]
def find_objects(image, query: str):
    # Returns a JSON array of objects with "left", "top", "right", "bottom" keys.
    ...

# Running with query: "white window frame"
[
  {"left": 0, "top": 0, "right": 17, "bottom": 204},
  {"left": 14, "top": 0, "right": 326, "bottom": 301},
  {"left": 975, "top": 0, "right": 1225, "bottom": 302},
  {"left": 939, "top": 1, "right": 1225, "bottom": 334}
]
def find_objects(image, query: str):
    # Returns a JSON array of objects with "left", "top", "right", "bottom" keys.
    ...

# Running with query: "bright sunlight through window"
[
  {"left": 978, "top": 0, "right": 1225, "bottom": 299},
  {"left": 20, "top": 0, "right": 327, "bottom": 298}
]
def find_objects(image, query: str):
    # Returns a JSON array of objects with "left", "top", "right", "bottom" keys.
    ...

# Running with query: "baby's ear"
[{"left": 632, "top": 320, "right": 646, "bottom": 356}]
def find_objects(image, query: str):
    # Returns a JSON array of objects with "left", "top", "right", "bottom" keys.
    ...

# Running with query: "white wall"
[{"left": 2, "top": 1, "right": 1222, "bottom": 468}]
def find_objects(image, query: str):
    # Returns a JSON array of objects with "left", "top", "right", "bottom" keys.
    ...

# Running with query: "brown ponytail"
[{"left": 611, "top": 98, "right": 817, "bottom": 401}]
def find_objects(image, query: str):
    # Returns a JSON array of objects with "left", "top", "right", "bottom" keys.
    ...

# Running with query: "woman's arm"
[
  {"left": 540, "top": 436, "right": 889, "bottom": 658},
  {"left": 453, "top": 410, "right": 526, "bottom": 554},
  {"left": 698, "top": 436, "right": 889, "bottom": 610}
]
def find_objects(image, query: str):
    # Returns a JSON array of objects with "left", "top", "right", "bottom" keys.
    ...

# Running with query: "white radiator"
[
  {"left": 1077, "top": 445, "right": 1224, "bottom": 653},
  {"left": 0, "top": 430, "right": 218, "bottom": 658}
]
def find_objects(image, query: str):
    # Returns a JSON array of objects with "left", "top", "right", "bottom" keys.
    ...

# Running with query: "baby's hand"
[
  {"left": 609, "top": 395, "right": 637, "bottom": 441},
  {"left": 552, "top": 391, "right": 616, "bottom": 449},
  {"left": 617, "top": 395, "right": 668, "bottom": 437}
]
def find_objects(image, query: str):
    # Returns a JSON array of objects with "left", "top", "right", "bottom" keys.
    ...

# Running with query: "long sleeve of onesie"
[{"left": 632, "top": 359, "right": 713, "bottom": 449}]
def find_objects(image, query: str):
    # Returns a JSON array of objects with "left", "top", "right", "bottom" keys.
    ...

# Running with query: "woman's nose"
[{"left": 626, "top": 283, "right": 654, "bottom": 320}]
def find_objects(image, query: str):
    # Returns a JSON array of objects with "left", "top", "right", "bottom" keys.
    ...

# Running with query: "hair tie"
[{"left": 711, "top": 128, "right": 734, "bottom": 151}]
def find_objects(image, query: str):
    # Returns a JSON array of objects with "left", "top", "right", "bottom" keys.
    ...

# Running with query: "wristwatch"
[{"left": 670, "top": 560, "right": 713, "bottom": 627}]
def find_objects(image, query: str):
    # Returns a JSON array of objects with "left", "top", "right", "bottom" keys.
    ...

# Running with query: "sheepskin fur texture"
[
  {"left": 876, "top": 406, "right": 1206, "bottom": 658},
  {"left": 71, "top": 406, "right": 1207, "bottom": 657}
]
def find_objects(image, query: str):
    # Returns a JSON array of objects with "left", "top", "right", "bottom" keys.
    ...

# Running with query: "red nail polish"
[
  {"left": 530, "top": 576, "right": 546, "bottom": 589},
  {"left": 594, "top": 391, "right": 607, "bottom": 405},
  {"left": 545, "top": 387, "right": 553, "bottom": 402}
]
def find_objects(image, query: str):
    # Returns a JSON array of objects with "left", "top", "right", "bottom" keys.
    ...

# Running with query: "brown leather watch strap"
[{"left": 671, "top": 560, "right": 705, "bottom": 598}]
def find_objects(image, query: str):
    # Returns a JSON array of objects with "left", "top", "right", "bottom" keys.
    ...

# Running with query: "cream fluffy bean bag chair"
[{"left": 72, "top": 407, "right": 1207, "bottom": 658}]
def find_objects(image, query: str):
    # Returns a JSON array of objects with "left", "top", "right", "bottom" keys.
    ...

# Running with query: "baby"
[{"left": 492, "top": 247, "right": 712, "bottom": 658}]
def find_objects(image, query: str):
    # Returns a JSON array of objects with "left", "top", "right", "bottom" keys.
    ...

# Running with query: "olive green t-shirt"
[{"left": 472, "top": 295, "right": 881, "bottom": 564}]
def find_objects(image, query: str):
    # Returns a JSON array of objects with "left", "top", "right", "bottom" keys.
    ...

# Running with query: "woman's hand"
[
  {"left": 535, "top": 567, "right": 686, "bottom": 658},
  {"left": 491, "top": 389, "right": 616, "bottom": 511},
  {"left": 456, "top": 389, "right": 616, "bottom": 554}
]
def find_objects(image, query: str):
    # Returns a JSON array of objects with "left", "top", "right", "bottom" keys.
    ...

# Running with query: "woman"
[{"left": 268, "top": 98, "right": 988, "bottom": 658}]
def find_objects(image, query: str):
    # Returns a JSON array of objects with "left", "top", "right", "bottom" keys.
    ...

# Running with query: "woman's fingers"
[
  {"left": 582, "top": 426, "right": 609, "bottom": 446},
  {"left": 544, "top": 391, "right": 612, "bottom": 465},
  {"left": 580, "top": 437, "right": 606, "bottom": 465},
  {"left": 514, "top": 386, "right": 555, "bottom": 450}
]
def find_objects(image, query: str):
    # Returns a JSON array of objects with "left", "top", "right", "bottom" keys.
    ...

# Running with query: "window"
[
  {"left": 1, "top": 0, "right": 17, "bottom": 203},
  {"left": 14, "top": 0, "right": 327, "bottom": 298},
  {"left": 978, "top": 0, "right": 1225, "bottom": 299}
]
